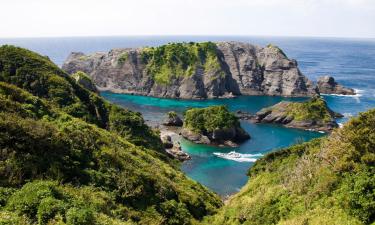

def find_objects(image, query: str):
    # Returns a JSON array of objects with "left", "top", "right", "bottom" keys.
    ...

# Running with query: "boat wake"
[{"left": 213, "top": 151, "right": 263, "bottom": 162}]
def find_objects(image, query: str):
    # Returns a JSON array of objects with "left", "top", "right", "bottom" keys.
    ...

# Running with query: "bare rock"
[
  {"left": 162, "top": 111, "right": 183, "bottom": 126},
  {"left": 317, "top": 76, "right": 355, "bottom": 95},
  {"left": 62, "top": 42, "right": 318, "bottom": 99}
]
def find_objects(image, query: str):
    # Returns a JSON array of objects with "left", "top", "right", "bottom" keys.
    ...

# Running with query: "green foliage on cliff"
[
  {"left": 0, "top": 45, "right": 163, "bottom": 154},
  {"left": 203, "top": 109, "right": 375, "bottom": 225},
  {"left": 183, "top": 105, "right": 239, "bottom": 133},
  {"left": 266, "top": 43, "right": 287, "bottom": 58},
  {"left": 286, "top": 96, "right": 334, "bottom": 122},
  {"left": 71, "top": 71, "right": 93, "bottom": 83},
  {"left": 0, "top": 46, "right": 222, "bottom": 224},
  {"left": 141, "top": 42, "right": 222, "bottom": 85},
  {"left": 118, "top": 52, "right": 129, "bottom": 65}
]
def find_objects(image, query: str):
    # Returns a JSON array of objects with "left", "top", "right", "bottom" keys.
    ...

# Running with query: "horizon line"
[{"left": 1, "top": 34, "right": 375, "bottom": 40}]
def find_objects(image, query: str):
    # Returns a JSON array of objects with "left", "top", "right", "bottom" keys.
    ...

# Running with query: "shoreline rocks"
[
  {"left": 62, "top": 41, "right": 318, "bottom": 99},
  {"left": 317, "top": 76, "right": 355, "bottom": 95},
  {"left": 160, "top": 130, "right": 191, "bottom": 161}
]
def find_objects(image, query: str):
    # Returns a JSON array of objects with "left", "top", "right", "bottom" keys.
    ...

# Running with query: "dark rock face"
[
  {"left": 181, "top": 126, "right": 250, "bottom": 147},
  {"left": 62, "top": 42, "right": 318, "bottom": 99},
  {"left": 162, "top": 112, "right": 183, "bottom": 126},
  {"left": 317, "top": 76, "right": 355, "bottom": 95}
]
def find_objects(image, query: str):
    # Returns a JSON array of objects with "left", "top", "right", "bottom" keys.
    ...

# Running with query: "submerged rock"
[
  {"left": 317, "top": 76, "right": 355, "bottom": 95},
  {"left": 62, "top": 41, "right": 318, "bottom": 99},
  {"left": 251, "top": 96, "right": 343, "bottom": 132}
]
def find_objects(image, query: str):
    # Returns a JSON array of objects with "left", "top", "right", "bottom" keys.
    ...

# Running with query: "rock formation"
[
  {"left": 251, "top": 96, "right": 343, "bottom": 132},
  {"left": 181, "top": 105, "right": 250, "bottom": 146},
  {"left": 317, "top": 76, "right": 355, "bottom": 95},
  {"left": 162, "top": 111, "right": 183, "bottom": 126},
  {"left": 71, "top": 71, "right": 99, "bottom": 93},
  {"left": 62, "top": 42, "right": 318, "bottom": 99}
]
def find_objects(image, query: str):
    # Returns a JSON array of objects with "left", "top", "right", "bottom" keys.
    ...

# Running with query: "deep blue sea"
[{"left": 1, "top": 36, "right": 374, "bottom": 196}]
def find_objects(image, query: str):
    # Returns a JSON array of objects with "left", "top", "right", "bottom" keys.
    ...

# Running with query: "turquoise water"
[
  {"left": 1, "top": 36, "right": 374, "bottom": 196},
  {"left": 102, "top": 92, "right": 324, "bottom": 195}
]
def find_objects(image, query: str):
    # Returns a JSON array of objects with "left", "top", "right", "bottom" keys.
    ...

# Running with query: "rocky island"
[
  {"left": 251, "top": 96, "right": 343, "bottom": 132},
  {"left": 62, "top": 41, "right": 317, "bottom": 99},
  {"left": 317, "top": 75, "right": 356, "bottom": 95},
  {"left": 181, "top": 105, "right": 250, "bottom": 146}
]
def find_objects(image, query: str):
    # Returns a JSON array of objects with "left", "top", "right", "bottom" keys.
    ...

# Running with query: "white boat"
[
  {"left": 213, "top": 151, "right": 262, "bottom": 162},
  {"left": 214, "top": 151, "right": 241, "bottom": 158}
]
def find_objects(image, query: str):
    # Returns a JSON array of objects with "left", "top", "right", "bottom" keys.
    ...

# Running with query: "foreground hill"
[
  {"left": 0, "top": 45, "right": 222, "bottom": 224},
  {"left": 62, "top": 42, "right": 317, "bottom": 99},
  {"left": 203, "top": 108, "right": 375, "bottom": 225}
]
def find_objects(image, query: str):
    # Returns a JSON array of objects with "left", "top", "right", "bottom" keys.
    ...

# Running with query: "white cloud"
[{"left": 0, "top": 0, "right": 374, "bottom": 38}]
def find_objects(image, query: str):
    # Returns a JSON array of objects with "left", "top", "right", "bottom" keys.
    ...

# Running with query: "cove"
[{"left": 102, "top": 92, "right": 325, "bottom": 196}]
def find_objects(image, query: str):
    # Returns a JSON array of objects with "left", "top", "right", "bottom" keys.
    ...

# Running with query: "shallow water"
[{"left": 1, "top": 36, "right": 374, "bottom": 195}]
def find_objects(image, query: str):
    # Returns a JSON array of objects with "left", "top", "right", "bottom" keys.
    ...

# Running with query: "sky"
[{"left": 1, "top": 0, "right": 375, "bottom": 38}]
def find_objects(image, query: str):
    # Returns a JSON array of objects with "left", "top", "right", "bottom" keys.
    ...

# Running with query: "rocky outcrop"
[
  {"left": 160, "top": 132, "right": 191, "bottom": 161},
  {"left": 181, "top": 105, "right": 250, "bottom": 146},
  {"left": 62, "top": 42, "right": 318, "bottom": 99},
  {"left": 251, "top": 97, "right": 343, "bottom": 132},
  {"left": 162, "top": 111, "right": 183, "bottom": 126},
  {"left": 71, "top": 71, "right": 99, "bottom": 93},
  {"left": 317, "top": 76, "right": 355, "bottom": 95},
  {"left": 181, "top": 127, "right": 250, "bottom": 147}
]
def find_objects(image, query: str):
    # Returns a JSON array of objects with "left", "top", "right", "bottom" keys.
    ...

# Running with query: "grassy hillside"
[
  {"left": 0, "top": 46, "right": 222, "bottom": 224},
  {"left": 0, "top": 45, "right": 164, "bottom": 154},
  {"left": 203, "top": 108, "right": 375, "bottom": 225}
]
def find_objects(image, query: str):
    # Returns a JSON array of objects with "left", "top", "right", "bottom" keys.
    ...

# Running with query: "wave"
[
  {"left": 343, "top": 112, "right": 353, "bottom": 118},
  {"left": 213, "top": 151, "right": 263, "bottom": 162},
  {"left": 321, "top": 89, "right": 363, "bottom": 97}
]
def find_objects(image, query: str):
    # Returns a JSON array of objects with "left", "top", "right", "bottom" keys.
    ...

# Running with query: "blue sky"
[{"left": 1, "top": 0, "right": 374, "bottom": 38}]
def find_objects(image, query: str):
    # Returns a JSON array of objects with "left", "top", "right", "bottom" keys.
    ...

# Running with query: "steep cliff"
[{"left": 62, "top": 42, "right": 317, "bottom": 99}]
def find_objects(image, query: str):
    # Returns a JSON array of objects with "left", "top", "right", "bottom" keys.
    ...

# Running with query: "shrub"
[
  {"left": 66, "top": 207, "right": 94, "bottom": 225},
  {"left": 159, "top": 200, "right": 192, "bottom": 225},
  {"left": 6, "top": 181, "right": 59, "bottom": 218},
  {"left": 37, "top": 197, "right": 65, "bottom": 225}
]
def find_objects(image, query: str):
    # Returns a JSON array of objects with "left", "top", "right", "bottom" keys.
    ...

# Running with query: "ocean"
[{"left": 1, "top": 36, "right": 374, "bottom": 196}]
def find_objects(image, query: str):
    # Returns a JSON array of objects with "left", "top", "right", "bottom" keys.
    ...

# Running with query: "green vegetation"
[
  {"left": 0, "top": 45, "right": 222, "bottom": 224},
  {"left": 118, "top": 52, "right": 129, "bottom": 65},
  {"left": 286, "top": 96, "right": 334, "bottom": 122},
  {"left": 203, "top": 109, "right": 375, "bottom": 225},
  {"left": 266, "top": 43, "right": 287, "bottom": 57},
  {"left": 0, "top": 45, "right": 163, "bottom": 154},
  {"left": 167, "top": 111, "right": 178, "bottom": 118},
  {"left": 71, "top": 71, "right": 93, "bottom": 83},
  {"left": 183, "top": 105, "right": 239, "bottom": 133},
  {"left": 141, "top": 42, "right": 222, "bottom": 85}
]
